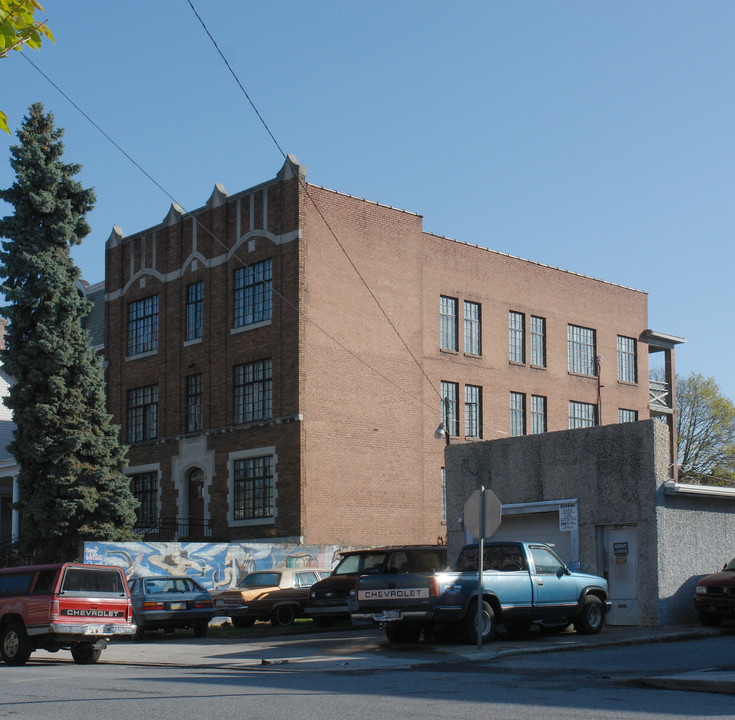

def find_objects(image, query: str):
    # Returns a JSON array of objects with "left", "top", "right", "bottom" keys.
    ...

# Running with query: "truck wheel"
[
  {"left": 193, "top": 622, "right": 209, "bottom": 638},
  {"left": 232, "top": 617, "right": 256, "bottom": 629},
  {"left": 698, "top": 611, "right": 722, "bottom": 627},
  {"left": 1, "top": 622, "right": 32, "bottom": 666},
  {"left": 573, "top": 596, "right": 605, "bottom": 635},
  {"left": 271, "top": 605, "right": 296, "bottom": 626},
  {"left": 463, "top": 600, "right": 496, "bottom": 644},
  {"left": 385, "top": 623, "right": 422, "bottom": 644},
  {"left": 71, "top": 643, "right": 102, "bottom": 665}
]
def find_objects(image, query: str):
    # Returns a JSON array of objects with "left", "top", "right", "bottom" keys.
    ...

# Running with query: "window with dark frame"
[
  {"left": 617, "top": 335, "right": 637, "bottom": 383},
  {"left": 531, "top": 394, "right": 547, "bottom": 434},
  {"left": 509, "top": 311, "right": 525, "bottom": 363},
  {"left": 569, "top": 400, "right": 597, "bottom": 428},
  {"left": 128, "top": 296, "right": 159, "bottom": 356},
  {"left": 234, "top": 259, "right": 272, "bottom": 328},
  {"left": 233, "top": 455, "right": 274, "bottom": 520},
  {"left": 127, "top": 385, "right": 158, "bottom": 442},
  {"left": 568, "top": 324, "right": 596, "bottom": 375},
  {"left": 186, "top": 282, "right": 203, "bottom": 341},
  {"left": 530, "top": 315, "right": 546, "bottom": 367},
  {"left": 465, "top": 384, "right": 482, "bottom": 438},
  {"left": 130, "top": 471, "right": 158, "bottom": 526},
  {"left": 440, "top": 296, "right": 458, "bottom": 351},
  {"left": 464, "top": 301, "right": 481, "bottom": 355},
  {"left": 618, "top": 408, "right": 638, "bottom": 423},
  {"left": 510, "top": 391, "right": 526, "bottom": 436},
  {"left": 441, "top": 467, "right": 447, "bottom": 524},
  {"left": 234, "top": 359, "right": 272, "bottom": 424},
  {"left": 440, "top": 380, "right": 459, "bottom": 436},
  {"left": 186, "top": 374, "right": 203, "bottom": 433}
]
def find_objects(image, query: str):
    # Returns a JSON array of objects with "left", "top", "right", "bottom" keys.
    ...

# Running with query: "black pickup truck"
[{"left": 304, "top": 545, "right": 448, "bottom": 626}]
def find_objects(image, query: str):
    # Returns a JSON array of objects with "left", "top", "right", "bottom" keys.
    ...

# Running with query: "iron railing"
[{"left": 134, "top": 517, "right": 214, "bottom": 542}]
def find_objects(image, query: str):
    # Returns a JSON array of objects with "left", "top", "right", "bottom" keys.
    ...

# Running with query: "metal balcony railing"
[
  {"left": 134, "top": 517, "right": 214, "bottom": 542},
  {"left": 649, "top": 380, "right": 672, "bottom": 413}
]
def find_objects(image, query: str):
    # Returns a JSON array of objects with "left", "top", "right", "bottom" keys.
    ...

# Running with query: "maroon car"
[{"left": 694, "top": 556, "right": 735, "bottom": 626}]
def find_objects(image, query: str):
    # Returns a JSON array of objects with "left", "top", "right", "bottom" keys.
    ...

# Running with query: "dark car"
[
  {"left": 305, "top": 545, "right": 448, "bottom": 626},
  {"left": 129, "top": 575, "right": 215, "bottom": 638},
  {"left": 694, "top": 556, "right": 735, "bottom": 626},
  {"left": 212, "top": 568, "right": 329, "bottom": 627}
]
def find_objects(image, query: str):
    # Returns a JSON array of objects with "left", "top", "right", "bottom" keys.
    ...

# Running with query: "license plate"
[
  {"left": 381, "top": 610, "right": 401, "bottom": 620},
  {"left": 169, "top": 602, "right": 186, "bottom": 610}
]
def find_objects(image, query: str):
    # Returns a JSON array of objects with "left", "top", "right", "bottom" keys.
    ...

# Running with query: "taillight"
[
  {"left": 127, "top": 597, "right": 133, "bottom": 621},
  {"left": 142, "top": 601, "right": 164, "bottom": 610},
  {"left": 49, "top": 599, "right": 59, "bottom": 620},
  {"left": 194, "top": 600, "right": 214, "bottom": 608},
  {"left": 429, "top": 577, "right": 439, "bottom": 598}
]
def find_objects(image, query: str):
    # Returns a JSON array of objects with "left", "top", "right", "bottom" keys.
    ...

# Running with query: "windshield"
[
  {"left": 332, "top": 552, "right": 387, "bottom": 575},
  {"left": 61, "top": 568, "right": 125, "bottom": 594},
  {"left": 724, "top": 557, "right": 735, "bottom": 571},
  {"left": 239, "top": 572, "right": 281, "bottom": 588}
]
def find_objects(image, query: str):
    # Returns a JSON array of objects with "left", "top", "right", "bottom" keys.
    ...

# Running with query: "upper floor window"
[
  {"left": 569, "top": 400, "right": 597, "bottom": 429},
  {"left": 234, "top": 259, "right": 272, "bottom": 328},
  {"left": 441, "top": 467, "right": 447, "bottom": 524},
  {"left": 464, "top": 301, "right": 481, "bottom": 355},
  {"left": 234, "top": 359, "right": 272, "bottom": 424},
  {"left": 617, "top": 335, "right": 637, "bottom": 383},
  {"left": 465, "top": 384, "right": 482, "bottom": 438},
  {"left": 186, "top": 282, "right": 203, "bottom": 341},
  {"left": 130, "top": 471, "right": 158, "bottom": 526},
  {"left": 510, "top": 391, "right": 526, "bottom": 436},
  {"left": 618, "top": 408, "right": 638, "bottom": 423},
  {"left": 530, "top": 315, "right": 546, "bottom": 367},
  {"left": 186, "top": 374, "right": 203, "bottom": 433},
  {"left": 531, "top": 395, "right": 547, "bottom": 434},
  {"left": 127, "top": 384, "right": 158, "bottom": 442},
  {"left": 440, "top": 296, "right": 458, "bottom": 351},
  {"left": 568, "top": 324, "right": 596, "bottom": 375},
  {"left": 440, "top": 380, "right": 458, "bottom": 437},
  {"left": 509, "top": 311, "right": 525, "bottom": 363},
  {"left": 128, "top": 296, "right": 159, "bottom": 356},
  {"left": 233, "top": 455, "right": 274, "bottom": 521}
]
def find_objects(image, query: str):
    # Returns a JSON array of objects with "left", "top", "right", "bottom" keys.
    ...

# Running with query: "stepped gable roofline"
[
  {"left": 106, "top": 225, "right": 125, "bottom": 249},
  {"left": 422, "top": 230, "right": 647, "bottom": 296},
  {"left": 277, "top": 154, "right": 306, "bottom": 181},
  {"left": 206, "top": 183, "right": 229, "bottom": 209}
]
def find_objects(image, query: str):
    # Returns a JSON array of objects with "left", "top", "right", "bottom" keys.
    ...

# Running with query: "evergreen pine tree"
[{"left": 0, "top": 103, "right": 137, "bottom": 562}]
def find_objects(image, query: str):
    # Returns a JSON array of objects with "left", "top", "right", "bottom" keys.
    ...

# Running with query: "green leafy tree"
[
  {"left": 675, "top": 372, "right": 735, "bottom": 485},
  {"left": 0, "top": 103, "right": 137, "bottom": 562},
  {"left": 0, "top": 0, "right": 54, "bottom": 134}
]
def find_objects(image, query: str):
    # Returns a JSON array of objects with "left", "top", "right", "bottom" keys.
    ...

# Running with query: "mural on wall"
[{"left": 83, "top": 541, "right": 351, "bottom": 590}]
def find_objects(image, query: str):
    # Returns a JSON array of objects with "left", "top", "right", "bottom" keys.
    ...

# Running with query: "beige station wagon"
[{"left": 212, "top": 568, "right": 329, "bottom": 627}]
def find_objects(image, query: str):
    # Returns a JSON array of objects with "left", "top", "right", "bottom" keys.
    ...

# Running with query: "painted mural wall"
[{"left": 83, "top": 541, "right": 354, "bottom": 591}]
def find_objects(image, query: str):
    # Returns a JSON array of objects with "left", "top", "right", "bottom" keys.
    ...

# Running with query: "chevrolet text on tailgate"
[
  {"left": 0, "top": 562, "right": 136, "bottom": 665},
  {"left": 353, "top": 541, "right": 612, "bottom": 644}
]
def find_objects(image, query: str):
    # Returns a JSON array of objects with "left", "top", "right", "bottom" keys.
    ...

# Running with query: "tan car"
[{"left": 213, "top": 568, "right": 329, "bottom": 628}]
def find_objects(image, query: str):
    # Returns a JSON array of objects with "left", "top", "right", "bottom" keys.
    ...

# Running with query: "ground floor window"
[
  {"left": 233, "top": 455, "right": 274, "bottom": 521},
  {"left": 130, "top": 471, "right": 158, "bottom": 526}
]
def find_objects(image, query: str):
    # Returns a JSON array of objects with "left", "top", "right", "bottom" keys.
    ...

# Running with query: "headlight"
[{"left": 696, "top": 586, "right": 707, "bottom": 595}]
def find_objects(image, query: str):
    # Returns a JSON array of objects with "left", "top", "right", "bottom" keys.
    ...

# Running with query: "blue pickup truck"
[{"left": 353, "top": 541, "right": 612, "bottom": 644}]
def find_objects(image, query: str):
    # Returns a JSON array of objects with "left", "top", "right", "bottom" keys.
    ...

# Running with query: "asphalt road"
[{"left": 1, "top": 624, "right": 734, "bottom": 720}]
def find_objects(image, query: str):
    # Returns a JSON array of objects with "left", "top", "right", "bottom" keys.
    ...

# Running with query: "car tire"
[
  {"left": 1, "top": 622, "right": 32, "bottom": 666},
  {"left": 463, "top": 599, "right": 496, "bottom": 644},
  {"left": 385, "top": 622, "right": 422, "bottom": 644},
  {"left": 71, "top": 643, "right": 102, "bottom": 665},
  {"left": 698, "top": 611, "right": 722, "bottom": 627},
  {"left": 573, "top": 596, "right": 605, "bottom": 635},
  {"left": 193, "top": 622, "right": 209, "bottom": 638},
  {"left": 271, "top": 605, "right": 296, "bottom": 627},
  {"left": 232, "top": 617, "right": 256, "bottom": 629}
]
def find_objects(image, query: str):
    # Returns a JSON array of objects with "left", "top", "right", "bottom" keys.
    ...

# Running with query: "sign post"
[{"left": 463, "top": 487, "right": 502, "bottom": 648}]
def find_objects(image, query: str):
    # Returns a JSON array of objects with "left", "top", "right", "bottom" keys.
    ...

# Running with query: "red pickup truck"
[{"left": 0, "top": 562, "right": 136, "bottom": 665}]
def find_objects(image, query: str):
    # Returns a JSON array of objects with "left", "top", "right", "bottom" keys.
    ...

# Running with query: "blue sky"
[{"left": 1, "top": 2, "right": 734, "bottom": 401}]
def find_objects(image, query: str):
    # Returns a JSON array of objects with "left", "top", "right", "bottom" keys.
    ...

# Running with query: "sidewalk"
[{"left": 33, "top": 623, "right": 735, "bottom": 693}]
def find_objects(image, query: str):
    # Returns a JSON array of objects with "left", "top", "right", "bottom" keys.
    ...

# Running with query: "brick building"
[{"left": 102, "top": 156, "right": 680, "bottom": 547}]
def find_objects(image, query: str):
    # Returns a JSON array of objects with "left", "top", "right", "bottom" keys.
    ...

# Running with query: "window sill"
[
  {"left": 617, "top": 380, "right": 638, "bottom": 387},
  {"left": 509, "top": 360, "right": 526, "bottom": 367},
  {"left": 125, "top": 349, "right": 159, "bottom": 362},
  {"left": 231, "top": 319, "right": 272, "bottom": 335},
  {"left": 463, "top": 352, "right": 482, "bottom": 360},
  {"left": 439, "top": 348, "right": 459, "bottom": 355},
  {"left": 229, "top": 516, "right": 276, "bottom": 528},
  {"left": 568, "top": 371, "right": 597, "bottom": 380},
  {"left": 530, "top": 364, "right": 547, "bottom": 371},
  {"left": 184, "top": 337, "right": 203, "bottom": 347}
]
